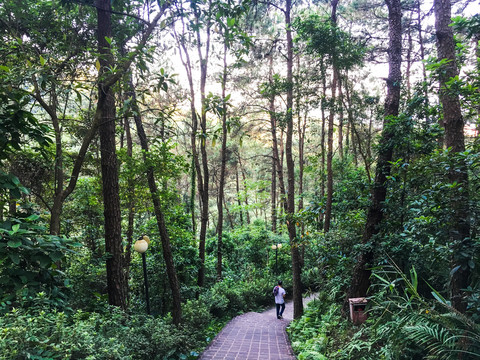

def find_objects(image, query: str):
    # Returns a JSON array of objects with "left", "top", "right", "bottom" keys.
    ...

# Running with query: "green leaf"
[
  {"left": 105, "top": 36, "right": 112, "bottom": 45},
  {"left": 7, "top": 239, "right": 22, "bottom": 248},
  {"left": 26, "top": 214, "right": 40, "bottom": 222},
  {"left": 0, "top": 65, "right": 9, "bottom": 72},
  {"left": 49, "top": 251, "right": 64, "bottom": 262},
  {"left": 34, "top": 254, "right": 52, "bottom": 268},
  {"left": 12, "top": 224, "right": 20, "bottom": 233},
  {"left": 227, "top": 18, "right": 236, "bottom": 27},
  {"left": 9, "top": 253, "right": 20, "bottom": 265},
  {"left": 39, "top": 55, "right": 46, "bottom": 66}
]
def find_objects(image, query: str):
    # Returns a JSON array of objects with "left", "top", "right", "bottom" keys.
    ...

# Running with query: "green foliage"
[
  {"left": 0, "top": 305, "right": 206, "bottom": 360},
  {"left": 288, "top": 297, "right": 342, "bottom": 359},
  {"left": 293, "top": 12, "right": 366, "bottom": 70},
  {"left": 0, "top": 87, "right": 52, "bottom": 163},
  {"left": 0, "top": 213, "right": 79, "bottom": 310}
]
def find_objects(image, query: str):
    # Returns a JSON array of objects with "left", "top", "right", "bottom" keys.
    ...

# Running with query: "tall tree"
[
  {"left": 91, "top": 0, "right": 165, "bottom": 309},
  {"left": 324, "top": 0, "right": 340, "bottom": 233},
  {"left": 173, "top": 0, "right": 212, "bottom": 288},
  {"left": 128, "top": 80, "right": 183, "bottom": 324},
  {"left": 285, "top": 0, "right": 304, "bottom": 320},
  {"left": 216, "top": 37, "right": 228, "bottom": 281},
  {"left": 96, "top": 0, "right": 126, "bottom": 309},
  {"left": 434, "top": 0, "right": 472, "bottom": 313},
  {"left": 346, "top": 0, "right": 402, "bottom": 300}
]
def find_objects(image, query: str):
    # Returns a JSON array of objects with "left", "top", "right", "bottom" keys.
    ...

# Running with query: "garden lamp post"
[
  {"left": 134, "top": 236, "right": 151, "bottom": 315},
  {"left": 271, "top": 243, "right": 282, "bottom": 275}
]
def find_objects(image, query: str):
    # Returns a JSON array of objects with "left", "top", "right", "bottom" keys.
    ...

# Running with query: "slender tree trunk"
[
  {"left": 320, "top": 67, "right": 327, "bottom": 226},
  {"left": 416, "top": 1, "right": 430, "bottom": 125},
  {"left": 97, "top": 0, "right": 126, "bottom": 309},
  {"left": 338, "top": 75, "right": 344, "bottom": 160},
  {"left": 268, "top": 52, "right": 279, "bottom": 233},
  {"left": 406, "top": 11, "right": 413, "bottom": 101},
  {"left": 173, "top": 5, "right": 211, "bottom": 288},
  {"left": 235, "top": 163, "right": 244, "bottom": 226},
  {"left": 123, "top": 108, "right": 135, "bottom": 304},
  {"left": 216, "top": 39, "right": 228, "bottom": 280},
  {"left": 285, "top": 0, "right": 303, "bottom": 319},
  {"left": 223, "top": 195, "right": 234, "bottom": 229},
  {"left": 196, "top": 3, "right": 212, "bottom": 289},
  {"left": 271, "top": 154, "right": 277, "bottom": 232},
  {"left": 434, "top": 0, "right": 471, "bottom": 313},
  {"left": 130, "top": 83, "right": 182, "bottom": 324},
  {"left": 344, "top": 80, "right": 372, "bottom": 181},
  {"left": 238, "top": 156, "right": 251, "bottom": 224},
  {"left": 324, "top": 0, "right": 340, "bottom": 233},
  {"left": 346, "top": 0, "right": 402, "bottom": 302}
]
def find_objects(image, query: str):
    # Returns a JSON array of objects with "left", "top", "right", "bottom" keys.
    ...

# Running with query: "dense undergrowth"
[
  {"left": 0, "top": 272, "right": 282, "bottom": 359},
  {"left": 0, "top": 220, "right": 296, "bottom": 359},
  {"left": 288, "top": 264, "right": 480, "bottom": 360}
]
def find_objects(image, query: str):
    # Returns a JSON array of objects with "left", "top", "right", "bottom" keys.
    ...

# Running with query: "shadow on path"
[{"left": 199, "top": 294, "right": 317, "bottom": 360}]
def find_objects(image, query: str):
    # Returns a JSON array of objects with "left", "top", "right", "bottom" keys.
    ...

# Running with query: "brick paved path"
[{"left": 199, "top": 295, "right": 316, "bottom": 360}]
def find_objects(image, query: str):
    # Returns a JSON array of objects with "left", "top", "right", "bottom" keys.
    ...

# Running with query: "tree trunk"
[
  {"left": 338, "top": 75, "right": 344, "bottom": 160},
  {"left": 123, "top": 109, "right": 135, "bottom": 305},
  {"left": 195, "top": 3, "right": 212, "bottom": 289},
  {"left": 97, "top": 0, "right": 126, "bottom": 309},
  {"left": 271, "top": 154, "right": 277, "bottom": 233},
  {"left": 238, "top": 156, "right": 251, "bottom": 224},
  {"left": 268, "top": 52, "right": 279, "bottom": 232},
  {"left": 324, "top": 0, "right": 340, "bottom": 233},
  {"left": 346, "top": 0, "right": 402, "bottom": 302},
  {"left": 285, "top": 0, "right": 303, "bottom": 319},
  {"left": 324, "top": 69, "right": 337, "bottom": 233},
  {"left": 434, "top": 0, "right": 471, "bottom": 313},
  {"left": 216, "top": 39, "right": 228, "bottom": 280},
  {"left": 406, "top": 11, "right": 413, "bottom": 101},
  {"left": 173, "top": 5, "right": 211, "bottom": 289},
  {"left": 235, "top": 163, "right": 244, "bottom": 226},
  {"left": 320, "top": 69, "right": 327, "bottom": 226},
  {"left": 130, "top": 82, "right": 182, "bottom": 324}
]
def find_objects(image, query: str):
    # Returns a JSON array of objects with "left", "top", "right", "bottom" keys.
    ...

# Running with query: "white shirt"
[{"left": 275, "top": 286, "right": 286, "bottom": 304}]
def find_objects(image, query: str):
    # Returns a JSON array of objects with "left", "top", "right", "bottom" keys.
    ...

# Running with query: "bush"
[{"left": 0, "top": 305, "right": 202, "bottom": 360}]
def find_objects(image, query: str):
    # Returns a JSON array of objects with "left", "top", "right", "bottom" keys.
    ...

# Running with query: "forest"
[{"left": 0, "top": 0, "right": 479, "bottom": 358}]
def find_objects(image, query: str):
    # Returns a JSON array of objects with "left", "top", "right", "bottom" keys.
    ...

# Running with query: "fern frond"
[{"left": 404, "top": 322, "right": 456, "bottom": 359}]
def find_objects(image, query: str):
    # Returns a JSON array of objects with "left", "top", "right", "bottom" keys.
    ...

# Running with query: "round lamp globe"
[{"left": 134, "top": 239, "right": 149, "bottom": 253}]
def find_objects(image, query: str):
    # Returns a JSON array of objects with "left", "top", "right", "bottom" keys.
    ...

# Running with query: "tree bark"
[
  {"left": 97, "top": 0, "right": 126, "bottom": 309},
  {"left": 271, "top": 154, "right": 277, "bottom": 232},
  {"left": 216, "top": 39, "right": 228, "bottom": 280},
  {"left": 346, "top": 0, "right": 402, "bottom": 301},
  {"left": 123, "top": 108, "right": 135, "bottom": 305},
  {"left": 434, "top": 0, "right": 471, "bottom": 313},
  {"left": 338, "top": 75, "right": 344, "bottom": 159},
  {"left": 235, "top": 163, "right": 244, "bottom": 226},
  {"left": 285, "top": 0, "right": 303, "bottom": 319}
]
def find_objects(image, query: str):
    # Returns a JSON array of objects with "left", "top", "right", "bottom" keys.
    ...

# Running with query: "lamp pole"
[{"left": 134, "top": 236, "right": 151, "bottom": 315}]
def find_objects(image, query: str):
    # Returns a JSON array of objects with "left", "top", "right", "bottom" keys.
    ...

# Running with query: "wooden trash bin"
[{"left": 349, "top": 297, "right": 368, "bottom": 325}]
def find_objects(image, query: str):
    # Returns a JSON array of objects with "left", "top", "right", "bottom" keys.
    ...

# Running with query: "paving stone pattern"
[{"left": 199, "top": 296, "right": 316, "bottom": 360}]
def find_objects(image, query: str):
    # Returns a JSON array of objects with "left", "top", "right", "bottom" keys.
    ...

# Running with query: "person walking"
[{"left": 273, "top": 280, "right": 286, "bottom": 319}]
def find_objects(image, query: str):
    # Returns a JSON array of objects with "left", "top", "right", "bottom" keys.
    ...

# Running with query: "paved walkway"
[{"left": 199, "top": 295, "right": 317, "bottom": 360}]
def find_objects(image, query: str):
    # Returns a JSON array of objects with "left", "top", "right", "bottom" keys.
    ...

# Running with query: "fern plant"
[{"left": 370, "top": 262, "right": 480, "bottom": 360}]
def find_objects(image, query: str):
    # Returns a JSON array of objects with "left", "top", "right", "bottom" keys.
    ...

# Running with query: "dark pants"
[{"left": 276, "top": 303, "right": 285, "bottom": 318}]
